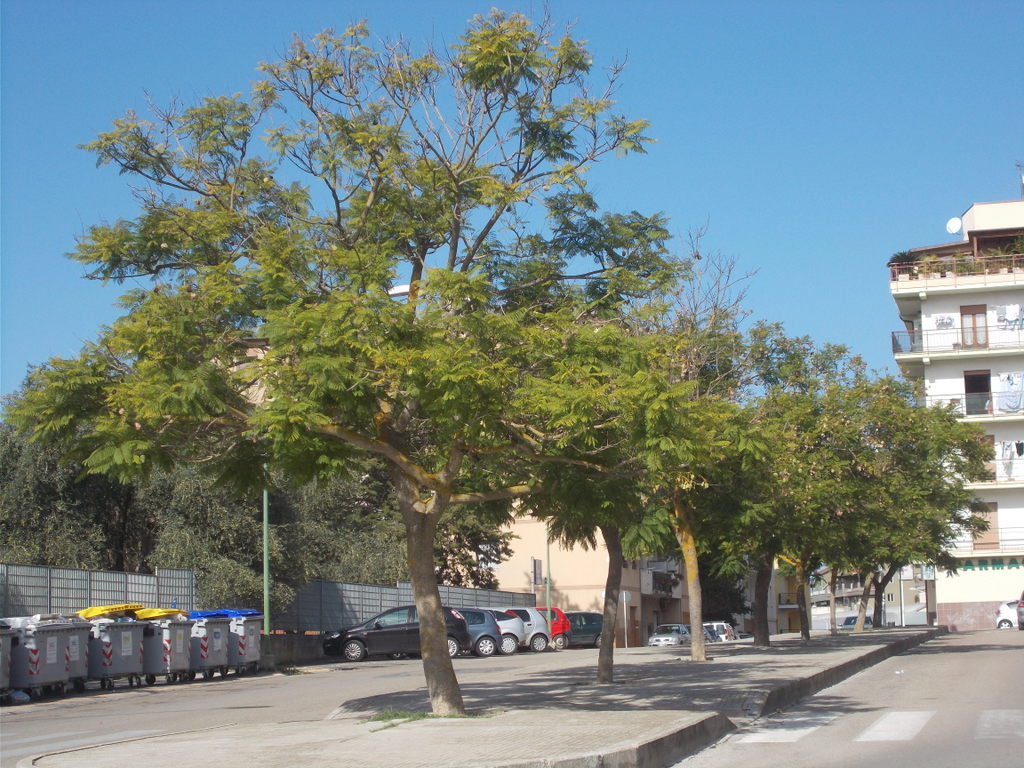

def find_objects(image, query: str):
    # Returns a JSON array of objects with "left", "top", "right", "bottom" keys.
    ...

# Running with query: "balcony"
[
  {"left": 971, "top": 456, "right": 1024, "bottom": 487},
  {"left": 892, "top": 324, "right": 1024, "bottom": 358},
  {"left": 950, "top": 526, "right": 1024, "bottom": 555},
  {"left": 890, "top": 252, "right": 1024, "bottom": 291},
  {"left": 926, "top": 391, "right": 1024, "bottom": 419}
]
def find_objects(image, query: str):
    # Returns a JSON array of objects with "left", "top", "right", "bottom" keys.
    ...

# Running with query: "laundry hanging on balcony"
[{"left": 997, "top": 372, "right": 1024, "bottom": 413}]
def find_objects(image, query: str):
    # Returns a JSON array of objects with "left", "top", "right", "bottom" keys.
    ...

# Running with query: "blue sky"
[{"left": 2, "top": 0, "right": 1022, "bottom": 398}]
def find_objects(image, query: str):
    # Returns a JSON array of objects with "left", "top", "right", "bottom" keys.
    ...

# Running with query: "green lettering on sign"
[
  {"left": 1009, "top": 558, "right": 1021, "bottom": 569},
  {"left": 978, "top": 559, "right": 989, "bottom": 570},
  {"left": 962, "top": 560, "right": 975, "bottom": 571},
  {"left": 992, "top": 558, "right": 1005, "bottom": 570}
]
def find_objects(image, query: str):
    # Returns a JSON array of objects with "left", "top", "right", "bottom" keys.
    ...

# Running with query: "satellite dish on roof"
[{"left": 946, "top": 216, "right": 962, "bottom": 235}]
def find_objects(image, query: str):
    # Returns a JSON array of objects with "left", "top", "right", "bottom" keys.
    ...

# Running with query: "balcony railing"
[
  {"left": 950, "top": 526, "right": 1024, "bottom": 554},
  {"left": 927, "top": 391, "right": 1024, "bottom": 418},
  {"left": 974, "top": 455, "right": 1024, "bottom": 485},
  {"left": 890, "top": 252, "right": 1024, "bottom": 286},
  {"left": 892, "top": 325, "right": 1024, "bottom": 356}
]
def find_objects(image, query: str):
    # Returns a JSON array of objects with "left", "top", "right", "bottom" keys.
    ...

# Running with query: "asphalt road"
[{"left": 673, "top": 629, "right": 1024, "bottom": 768}]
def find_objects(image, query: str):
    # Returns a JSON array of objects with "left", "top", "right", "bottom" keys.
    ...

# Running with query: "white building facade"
[{"left": 890, "top": 199, "right": 1024, "bottom": 630}]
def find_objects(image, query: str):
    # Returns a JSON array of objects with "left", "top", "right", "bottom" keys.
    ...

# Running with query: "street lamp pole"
[{"left": 262, "top": 478, "right": 270, "bottom": 635}]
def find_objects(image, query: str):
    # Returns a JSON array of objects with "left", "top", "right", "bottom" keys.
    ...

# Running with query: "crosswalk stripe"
[
  {"left": 1, "top": 731, "right": 87, "bottom": 748},
  {"left": 976, "top": 709, "right": 1024, "bottom": 739},
  {"left": 855, "top": 711, "right": 935, "bottom": 742},
  {"left": 737, "top": 713, "right": 839, "bottom": 743}
]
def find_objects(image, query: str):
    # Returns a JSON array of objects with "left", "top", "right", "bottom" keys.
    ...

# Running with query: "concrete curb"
[{"left": 757, "top": 626, "right": 947, "bottom": 716}]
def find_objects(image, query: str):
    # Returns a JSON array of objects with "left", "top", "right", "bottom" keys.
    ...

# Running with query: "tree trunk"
[
  {"left": 872, "top": 564, "right": 899, "bottom": 628},
  {"left": 828, "top": 569, "right": 839, "bottom": 635},
  {"left": 673, "top": 491, "right": 706, "bottom": 662},
  {"left": 795, "top": 559, "right": 810, "bottom": 642},
  {"left": 854, "top": 567, "right": 874, "bottom": 631},
  {"left": 752, "top": 555, "right": 772, "bottom": 647},
  {"left": 596, "top": 524, "right": 622, "bottom": 684},
  {"left": 393, "top": 469, "right": 465, "bottom": 716}
]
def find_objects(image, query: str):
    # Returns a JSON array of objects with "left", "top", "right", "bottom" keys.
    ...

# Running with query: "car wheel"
[
  {"left": 474, "top": 636, "right": 497, "bottom": 657},
  {"left": 997, "top": 619, "right": 1013, "bottom": 629},
  {"left": 553, "top": 633, "right": 567, "bottom": 650},
  {"left": 342, "top": 639, "right": 367, "bottom": 662},
  {"left": 447, "top": 636, "right": 460, "bottom": 658},
  {"left": 593, "top": 633, "right": 602, "bottom": 648},
  {"left": 530, "top": 633, "right": 549, "bottom": 652},
  {"left": 499, "top": 634, "right": 518, "bottom": 655}
]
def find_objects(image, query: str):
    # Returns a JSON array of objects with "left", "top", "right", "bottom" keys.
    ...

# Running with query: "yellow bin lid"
[
  {"left": 77, "top": 603, "right": 146, "bottom": 620},
  {"left": 133, "top": 607, "right": 187, "bottom": 620}
]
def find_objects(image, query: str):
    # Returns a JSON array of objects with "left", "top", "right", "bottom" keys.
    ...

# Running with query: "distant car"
[
  {"left": 648, "top": 623, "right": 691, "bottom": 647},
  {"left": 459, "top": 608, "right": 502, "bottom": 656},
  {"left": 322, "top": 605, "right": 471, "bottom": 661},
  {"left": 566, "top": 611, "right": 603, "bottom": 647},
  {"left": 482, "top": 609, "right": 524, "bottom": 655},
  {"left": 839, "top": 615, "right": 874, "bottom": 630},
  {"left": 1017, "top": 590, "right": 1024, "bottom": 631},
  {"left": 995, "top": 600, "right": 1019, "bottom": 629},
  {"left": 497, "top": 607, "right": 550, "bottom": 651},
  {"left": 536, "top": 606, "right": 571, "bottom": 649},
  {"left": 703, "top": 621, "right": 736, "bottom": 641}
]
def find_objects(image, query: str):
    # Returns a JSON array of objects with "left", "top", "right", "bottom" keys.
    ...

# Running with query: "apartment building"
[
  {"left": 492, "top": 514, "right": 686, "bottom": 646},
  {"left": 890, "top": 198, "right": 1024, "bottom": 630}
]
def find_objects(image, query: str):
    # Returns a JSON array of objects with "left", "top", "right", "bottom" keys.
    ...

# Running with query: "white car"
[
  {"left": 648, "top": 623, "right": 691, "bottom": 647},
  {"left": 995, "top": 599, "right": 1019, "bottom": 629},
  {"left": 494, "top": 607, "right": 550, "bottom": 652}
]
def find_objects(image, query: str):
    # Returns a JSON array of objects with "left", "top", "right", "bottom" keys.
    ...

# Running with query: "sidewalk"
[{"left": 18, "top": 628, "right": 945, "bottom": 768}]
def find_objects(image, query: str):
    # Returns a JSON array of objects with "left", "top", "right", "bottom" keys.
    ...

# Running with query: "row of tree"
[{"left": 3, "top": 10, "right": 989, "bottom": 714}]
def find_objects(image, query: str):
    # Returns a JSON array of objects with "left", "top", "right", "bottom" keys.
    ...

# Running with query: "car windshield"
[{"left": 655, "top": 625, "right": 680, "bottom": 634}]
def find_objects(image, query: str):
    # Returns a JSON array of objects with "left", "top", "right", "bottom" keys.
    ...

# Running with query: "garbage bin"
[
  {"left": 5, "top": 615, "right": 73, "bottom": 699},
  {"left": 187, "top": 611, "right": 231, "bottom": 680},
  {"left": 138, "top": 609, "right": 194, "bottom": 685},
  {"left": 87, "top": 618, "right": 147, "bottom": 690},
  {"left": 0, "top": 621, "right": 15, "bottom": 704},
  {"left": 63, "top": 618, "right": 93, "bottom": 693},
  {"left": 222, "top": 609, "right": 262, "bottom": 675}
]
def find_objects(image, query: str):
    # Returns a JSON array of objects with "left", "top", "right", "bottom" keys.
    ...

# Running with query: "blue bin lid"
[
  {"left": 189, "top": 610, "right": 233, "bottom": 619},
  {"left": 218, "top": 608, "right": 262, "bottom": 618}
]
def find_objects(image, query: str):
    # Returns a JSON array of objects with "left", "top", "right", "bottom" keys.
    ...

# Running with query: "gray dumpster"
[
  {"left": 63, "top": 618, "right": 93, "bottom": 693},
  {"left": 187, "top": 612, "right": 231, "bottom": 679},
  {"left": 0, "top": 621, "right": 14, "bottom": 703},
  {"left": 224, "top": 610, "right": 262, "bottom": 675},
  {"left": 88, "top": 619, "right": 147, "bottom": 689},
  {"left": 6, "top": 615, "right": 72, "bottom": 698},
  {"left": 142, "top": 617, "right": 194, "bottom": 685}
]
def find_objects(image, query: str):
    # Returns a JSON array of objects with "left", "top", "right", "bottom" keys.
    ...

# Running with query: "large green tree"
[{"left": 8, "top": 12, "right": 679, "bottom": 714}]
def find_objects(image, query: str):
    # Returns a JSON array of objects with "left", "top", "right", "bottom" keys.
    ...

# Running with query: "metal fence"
[
  {"left": 0, "top": 563, "right": 197, "bottom": 617},
  {"left": 276, "top": 580, "right": 536, "bottom": 632},
  {"left": 1, "top": 564, "right": 534, "bottom": 631}
]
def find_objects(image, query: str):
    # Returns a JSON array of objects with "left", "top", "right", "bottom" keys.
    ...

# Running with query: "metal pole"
[
  {"left": 545, "top": 524, "right": 552, "bottom": 636},
  {"left": 263, "top": 479, "right": 270, "bottom": 635}
]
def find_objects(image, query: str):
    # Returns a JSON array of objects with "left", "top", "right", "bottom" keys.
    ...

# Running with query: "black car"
[{"left": 322, "top": 605, "right": 472, "bottom": 661}]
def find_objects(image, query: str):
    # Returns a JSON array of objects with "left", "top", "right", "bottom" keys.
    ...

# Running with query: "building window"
[
  {"left": 961, "top": 305, "right": 988, "bottom": 349},
  {"left": 973, "top": 502, "right": 999, "bottom": 551}
]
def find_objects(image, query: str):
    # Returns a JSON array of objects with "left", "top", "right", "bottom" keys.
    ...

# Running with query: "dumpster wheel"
[{"left": 145, "top": 674, "right": 156, "bottom": 686}]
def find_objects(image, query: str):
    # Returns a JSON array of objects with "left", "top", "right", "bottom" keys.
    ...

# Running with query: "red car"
[{"left": 536, "top": 606, "right": 571, "bottom": 650}]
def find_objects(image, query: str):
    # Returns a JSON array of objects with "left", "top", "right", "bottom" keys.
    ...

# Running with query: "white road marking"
[
  {"left": 855, "top": 711, "right": 935, "bottom": 742},
  {"left": 975, "top": 709, "right": 1024, "bottom": 739},
  {"left": 737, "top": 713, "right": 839, "bottom": 743}
]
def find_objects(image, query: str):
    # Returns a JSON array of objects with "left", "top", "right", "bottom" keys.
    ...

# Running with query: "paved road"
[{"left": 673, "top": 629, "right": 1024, "bottom": 768}]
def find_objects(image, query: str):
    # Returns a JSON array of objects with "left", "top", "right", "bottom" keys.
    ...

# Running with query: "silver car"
[
  {"left": 495, "top": 607, "right": 550, "bottom": 652},
  {"left": 648, "top": 623, "right": 691, "bottom": 647},
  {"left": 483, "top": 609, "right": 525, "bottom": 655}
]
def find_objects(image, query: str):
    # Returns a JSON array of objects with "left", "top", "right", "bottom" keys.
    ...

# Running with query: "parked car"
[
  {"left": 1017, "top": 590, "right": 1024, "bottom": 631},
  {"left": 459, "top": 608, "right": 502, "bottom": 656},
  {"left": 995, "top": 600, "right": 1019, "bottom": 629},
  {"left": 839, "top": 615, "right": 874, "bottom": 630},
  {"left": 536, "top": 606, "right": 571, "bottom": 649},
  {"left": 566, "top": 611, "right": 603, "bottom": 647},
  {"left": 497, "top": 607, "right": 550, "bottom": 651},
  {"left": 483, "top": 609, "right": 524, "bottom": 655},
  {"left": 703, "top": 621, "right": 737, "bottom": 641},
  {"left": 648, "top": 623, "right": 691, "bottom": 647},
  {"left": 322, "top": 605, "right": 471, "bottom": 661}
]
